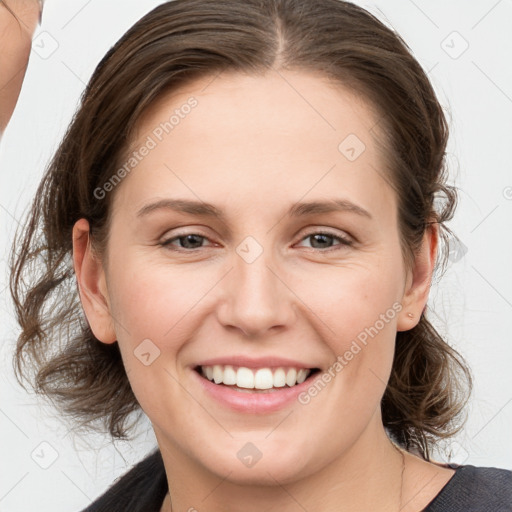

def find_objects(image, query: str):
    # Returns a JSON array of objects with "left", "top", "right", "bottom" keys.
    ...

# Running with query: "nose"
[{"left": 216, "top": 243, "right": 296, "bottom": 338}]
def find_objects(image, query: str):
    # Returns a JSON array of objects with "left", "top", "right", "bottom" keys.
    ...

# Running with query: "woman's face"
[{"left": 78, "top": 70, "right": 431, "bottom": 484}]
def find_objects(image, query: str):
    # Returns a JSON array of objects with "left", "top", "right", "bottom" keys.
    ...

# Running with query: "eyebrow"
[{"left": 136, "top": 198, "right": 372, "bottom": 220}]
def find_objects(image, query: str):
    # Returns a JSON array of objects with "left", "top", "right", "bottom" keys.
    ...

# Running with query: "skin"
[
  {"left": 73, "top": 70, "right": 456, "bottom": 512},
  {"left": 0, "top": 0, "right": 41, "bottom": 135}
]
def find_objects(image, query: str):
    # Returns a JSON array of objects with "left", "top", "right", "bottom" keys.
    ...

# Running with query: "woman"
[
  {"left": 10, "top": 1, "right": 512, "bottom": 511},
  {"left": 0, "top": 0, "right": 43, "bottom": 135}
]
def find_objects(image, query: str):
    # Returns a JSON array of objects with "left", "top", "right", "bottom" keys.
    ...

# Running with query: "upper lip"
[{"left": 194, "top": 356, "right": 320, "bottom": 370}]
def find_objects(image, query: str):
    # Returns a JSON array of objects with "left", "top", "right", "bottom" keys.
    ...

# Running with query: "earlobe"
[
  {"left": 397, "top": 223, "right": 439, "bottom": 332},
  {"left": 72, "top": 218, "right": 117, "bottom": 344}
]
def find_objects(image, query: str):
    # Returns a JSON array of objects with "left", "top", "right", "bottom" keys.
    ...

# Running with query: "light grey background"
[{"left": 1, "top": 1, "right": 511, "bottom": 510}]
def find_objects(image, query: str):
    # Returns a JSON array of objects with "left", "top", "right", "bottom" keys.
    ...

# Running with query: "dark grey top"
[{"left": 80, "top": 448, "right": 512, "bottom": 511}]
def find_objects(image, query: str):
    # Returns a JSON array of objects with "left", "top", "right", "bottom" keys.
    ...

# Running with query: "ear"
[
  {"left": 72, "top": 218, "right": 117, "bottom": 344},
  {"left": 396, "top": 223, "right": 439, "bottom": 332}
]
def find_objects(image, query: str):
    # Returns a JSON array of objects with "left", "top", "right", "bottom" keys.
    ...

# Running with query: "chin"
[{"left": 198, "top": 438, "right": 317, "bottom": 486}]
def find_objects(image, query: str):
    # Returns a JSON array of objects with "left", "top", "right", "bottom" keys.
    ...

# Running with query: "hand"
[{"left": 0, "top": 0, "right": 43, "bottom": 135}]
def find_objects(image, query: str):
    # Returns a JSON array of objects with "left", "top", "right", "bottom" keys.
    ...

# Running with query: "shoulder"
[
  {"left": 79, "top": 448, "right": 168, "bottom": 512},
  {"left": 425, "top": 464, "right": 512, "bottom": 512}
]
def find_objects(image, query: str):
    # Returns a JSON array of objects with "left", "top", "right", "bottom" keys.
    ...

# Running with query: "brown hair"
[{"left": 10, "top": 0, "right": 472, "bottom": 458}]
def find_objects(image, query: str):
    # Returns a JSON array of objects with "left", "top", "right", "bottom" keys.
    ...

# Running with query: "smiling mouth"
[{"left": 194, "top": 365, "right": 321, "bottom": 393}]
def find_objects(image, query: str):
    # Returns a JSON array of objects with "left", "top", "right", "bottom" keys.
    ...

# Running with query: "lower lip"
[{"left": 192, "top": 369, "right": 321, "bottom": 413}]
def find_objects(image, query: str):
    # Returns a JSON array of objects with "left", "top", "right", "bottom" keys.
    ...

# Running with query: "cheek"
[
  {"left": 104, "top": 255, "right": 219, "bottom": 402},
  {"left": 295, "top": 252, "right": 405, "bottom": 347},
  {"left": 107, "top": 256, "right": 205, "bottom": 339},
  {"left": 104, "top": 260, "right": 198, "bottom": 416},
  {"left": 292, "top": 252, "right": 404, "bottom": 406}
]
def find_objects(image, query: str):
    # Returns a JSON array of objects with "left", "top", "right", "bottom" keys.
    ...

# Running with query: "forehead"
[
  {"left": 133, "top": 69, "right": 380, "bottom": 150},
  {"left": 113, "top": 69, "right": 395, "bottom": 221}
]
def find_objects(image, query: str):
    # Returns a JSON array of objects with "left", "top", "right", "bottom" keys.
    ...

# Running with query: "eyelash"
[{"left": 159, "top": 229, "right": 354, "bottom": 253}]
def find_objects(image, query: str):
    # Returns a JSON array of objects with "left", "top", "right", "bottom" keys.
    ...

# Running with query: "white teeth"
[
  {"left": 296, "top": 369, "right": 309, "bottom": 384},
  {"left": 223, "top": 365, "right": 237, "bottom": 385},
  {"left": 273, "top": 368, "right": 286, "bottom": 387},
  {"left": 285, "top": 368, "right": 297, "bottom": 387},
  {"left": 199, "top": 365, "right": 313, "bottom": 389},
  {"left": 212, "top": 365, "right": 223, "bottom": 384},
  {"left": 237, "top": 367, "right": 254, "bottom": 389},
  {"left": 254, "top": 368, "right": 273, "bottom": 390}
]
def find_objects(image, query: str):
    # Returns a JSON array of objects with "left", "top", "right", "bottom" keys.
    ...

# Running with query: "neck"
[{"left": 157, "top": 418, "right": 406, "bottom": 512}]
